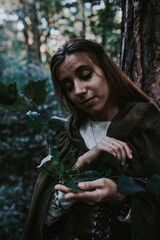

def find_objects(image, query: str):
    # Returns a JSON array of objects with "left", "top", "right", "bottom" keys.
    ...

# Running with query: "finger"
[
  {"left": 75, "top": 146, "right": 101, "bottom": 169},
  {"left": 99, "top": 138, "right": 122, "bottom": 158},
  {"left": 99, "top": 141, "right": 117, "bottom": 158},
  {"left": 109, "top": 142, "right": 126, "bottom": 164},
  {"left": 116, "top": 140, "right": 133, "bottom": 159},
  {"left": 120, "top": 145, "right": 127, "bottom": 165},
  {"left": 86, "top": 201, "right": 96, "bottom": 205},
  {"left": 78, "top": 178, "right": 107, "bottom": 190},
  {"left": 103, "top": 137, "right": 132, "bottom": 158},
  {"left": 106, "top": 138, "right": 132, "bottom": 161},
  {"left": 64, "top": 190, "right": 99, "bottom": 202},
  {"left": 54, "top": 184, "right": 71, "bottom": 193},
  {"left": 74, "top": 152, "right": 91, "bottom": 169}
]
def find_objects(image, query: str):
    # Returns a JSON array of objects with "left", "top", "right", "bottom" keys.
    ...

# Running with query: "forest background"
[{"left": 0, "top": 0, "right": 160, "bottom": 240}]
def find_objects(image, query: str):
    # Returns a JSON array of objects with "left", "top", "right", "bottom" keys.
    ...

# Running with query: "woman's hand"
[
  {"left": 75, "top": 137, "right": 132, "bottom": 169},
  {"left": 55, "top": 178, "right": 125, "bottom": 205}
]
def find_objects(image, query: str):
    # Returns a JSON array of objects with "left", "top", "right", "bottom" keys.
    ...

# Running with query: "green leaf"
[
  {"left": 146, "top": 174, "right": 160, "bottom": 196},
  {"left": 26, "top": 111, "right": 44, "bottom": 130},
  {"left": 61, "top": 180, "right": 83, "bottom": 193},
  {"left": 38, "top": 166, "right": 54, "bottom": 176},
  {"left": 121, "top": 163, "right": 129, "bottom": 173},
  {"left": 1, "top": 95, "right": 27, "bottom": 111},
  {"left": 61, "top": 170, "right": 102, "bottom": 193},
  {"left": 59, "top": 163, "right": 65, "bottom": 177},
  {"left": 24, "top": 79, "right": 47, "bottom": 105},
  {"left": 0, "top": 82, "right": 16, "bottom": 105},
  {"left": 144, "top": 155, "right": 157, "bottom": 175},
  {"left": 38, "top": 153, "right": 64, "bottom": 178},
  {"left": 104, "top": 168, "right": 112, "bottom": 177},
  {"left": 104, "top": 152, "right": 121, "bottom": 169},
  {"left": 75, "top": 170, "right": 102, "bottom": 183},
  {"left": 0, "top": 82, "right": 26, "bottom": 110},
  {"left": 48, "top": 116, "right": 67, "bottom": 131},
  {"left": 8, "top": 83, "right": 17, "bottom": 97},
  {"left": 37, "top": 154, "right": 52, "bottom": 168},
  {"left": 117, "top": 176, "right": 145, "bottom": 196}
]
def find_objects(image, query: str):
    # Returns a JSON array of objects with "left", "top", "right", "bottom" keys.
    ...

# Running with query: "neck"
[{"left": 90, "top": 101, "right": 119, "bottom": 121}]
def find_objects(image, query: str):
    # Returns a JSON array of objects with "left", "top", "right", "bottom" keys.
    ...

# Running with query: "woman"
[{"left": 23, "top": 39, "right": 160, "bottom": 240}]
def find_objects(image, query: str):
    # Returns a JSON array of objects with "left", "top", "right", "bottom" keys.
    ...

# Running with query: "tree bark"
[{"left": 121, "top": 0, "right": 160, "bottom": 104}]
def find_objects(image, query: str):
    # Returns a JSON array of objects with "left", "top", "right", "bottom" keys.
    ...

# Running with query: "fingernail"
[
  {"left": 78, "top": 182, "right": 84, "bottom": 188},
  {"left": 129, "top": 154, "right": 132, "bottom": 159}
]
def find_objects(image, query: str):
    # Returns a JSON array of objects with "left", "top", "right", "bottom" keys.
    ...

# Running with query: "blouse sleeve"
[{"left": 44, "top": 191, "right": 75, "bottom": 226}]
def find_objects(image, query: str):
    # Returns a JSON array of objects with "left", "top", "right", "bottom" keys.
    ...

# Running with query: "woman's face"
[{"left": 56, "top": 53, "right": 116, "bottom": 121}]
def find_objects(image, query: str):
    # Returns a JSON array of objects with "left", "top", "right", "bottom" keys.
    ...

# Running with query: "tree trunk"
[
  {"left": 19, "top": 0, "right": 41, "bottom": 64},
  {"left": 121, "top": 0, "right": 160, "bottom": 104},
  {"left": 78, "top": 0, "right": 85, "bottom": 39}
]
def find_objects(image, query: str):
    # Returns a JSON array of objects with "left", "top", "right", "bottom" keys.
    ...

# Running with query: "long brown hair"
[{"left": 50, "top": 39, "right": 153, "bottom": 114}]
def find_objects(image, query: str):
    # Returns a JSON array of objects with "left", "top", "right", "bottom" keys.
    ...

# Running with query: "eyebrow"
[
  {"left": 75, "top": 65, "right": 90, "bottom": 74},
  {"left": 59, "top": 65, "right": 90, "bottom": 84}
]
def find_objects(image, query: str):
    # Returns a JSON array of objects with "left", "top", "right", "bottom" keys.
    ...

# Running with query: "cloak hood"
[{"left": 64, "top": 101, "right": 160, "bottom": 146}]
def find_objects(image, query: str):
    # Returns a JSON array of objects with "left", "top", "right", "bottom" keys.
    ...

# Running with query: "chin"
[{"left": 87, "top": 109, "right": 102, "bottom": 118}]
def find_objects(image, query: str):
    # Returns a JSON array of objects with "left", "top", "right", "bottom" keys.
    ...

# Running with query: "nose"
[{"left": 74, "top": 80, "right": 87, "bottom": 96}]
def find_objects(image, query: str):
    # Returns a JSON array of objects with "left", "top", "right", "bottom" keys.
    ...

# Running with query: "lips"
[{"left": 80, "top": 96, "right": 96, "bottom": 105}]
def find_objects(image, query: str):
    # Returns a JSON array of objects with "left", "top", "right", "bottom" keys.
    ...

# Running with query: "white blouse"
[{"left": 80, "top": 118, "right": 111, "bottom": 149}]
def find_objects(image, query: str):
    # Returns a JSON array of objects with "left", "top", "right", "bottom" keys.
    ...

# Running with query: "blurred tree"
[
  {"left": 121, "top": 0, "right": 160, "bottom": 104},
  {"left": 78, "top": 0, "right": 85, "bottom": 38},
  {"left": 91, "top": 0, "right": 119, "bottom": 46},
  {"left": 89, "top": 0, "right": 121, "bottom": 61},
  {"left": 0, "top": 0, "right": 121, "bottom": 65},
  {"left": 19, "top": 0, "right": 41, "bottom": 64}
]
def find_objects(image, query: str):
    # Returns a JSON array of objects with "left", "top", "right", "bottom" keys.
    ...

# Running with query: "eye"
[
  {"left": 80, "top": 70, "right": 92, "bottom": 80},
  {"left": 63, "top": 82, "right": 74, "bottom": 92}
]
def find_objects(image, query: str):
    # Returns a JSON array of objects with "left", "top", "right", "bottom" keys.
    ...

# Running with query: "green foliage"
[
  {"left": 24, "top": 79, "right": 47, "bottom": 105},
  {"left": 38, "top": 153, "right": 64, "bottom": 179},
  {"left": 0, "top": 176, "right": 33, "bottom": 240},
  {"left": 48, "top": 116, "right": 67, "bottom": 131},
  {"left": 144, "top": 154, "right": 157, "bottom": 175},
  {"left": 0, "top": 78, "right": 62, "bottom": 173},
  {"left": 0, "top": 106, "right": 47, "bottom": 171},
  {"left": 0, "top": 79, "right": 48, "bottom": 112},
  {"left": 117, "top": 177, "right": 145, "bottom": 196},
  {"left": 146, "top": 175, "right": 160, "bottom": 201},
  {"left": 121, "top": 163, "right": 129, "bottom": 173},
  {"left": 8, "top": 83, "right": 17, "bottom": 98},
  {"left": 61, "top": 170, "right": 102, "bottom": 193},
  {"left": 89, "top": 0, "right": 121, "bottom": 60},
  {"left": 26, "top": 111, "right": 44, "bottom": 130},
  {"left": 0, "top": 82, "right": 26, "bottom": 110},
  {"left": 0, "top": 78, "right": 62, "bottom": 240},
  {"left": 38, "top": 136, "right": 160, "bottom": 198},
  {"left": 0, "top": 82, "right": 17, "bottom": 105},
  {"left": 104, "top": 152, "right": 121, "bottom": 169}
]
